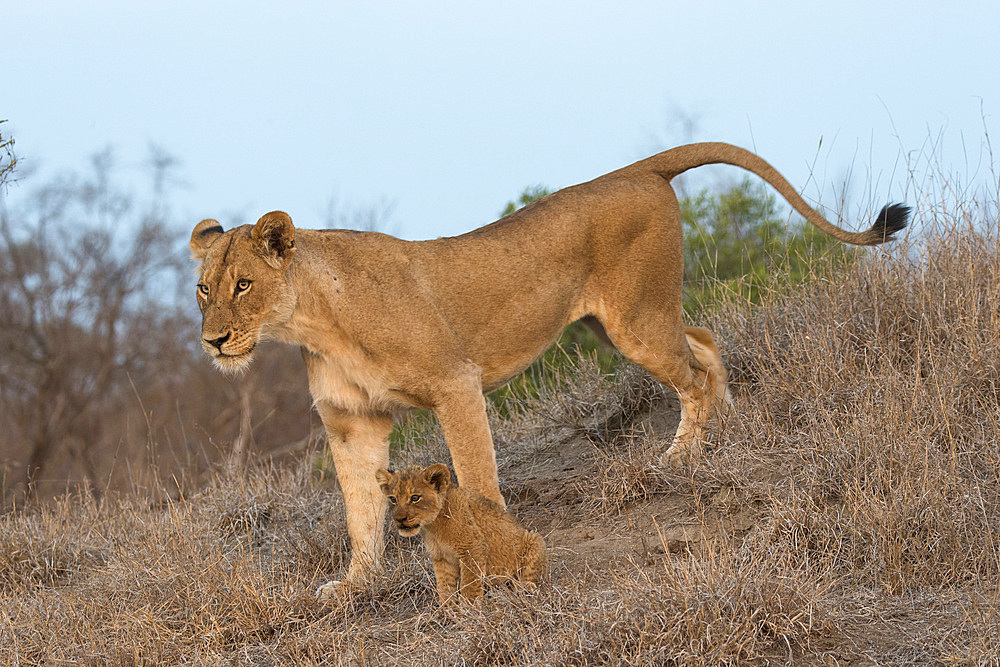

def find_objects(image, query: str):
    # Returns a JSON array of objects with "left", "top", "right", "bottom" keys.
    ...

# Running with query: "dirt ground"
[{"left": 496, "top": 392, "right": 749, "bottom": 590}]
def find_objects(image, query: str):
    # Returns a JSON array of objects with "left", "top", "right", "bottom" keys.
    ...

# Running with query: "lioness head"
[
  {"left": 189, "top": 211, "right": 297, "bottom": 373},
  {"left": 375, "top": 464, "right": 451, "bottom": 537}
]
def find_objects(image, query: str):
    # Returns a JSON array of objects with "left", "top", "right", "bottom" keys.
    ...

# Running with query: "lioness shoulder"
[{"left": 376, "top": 464, "right": 546, "bottom": 604}]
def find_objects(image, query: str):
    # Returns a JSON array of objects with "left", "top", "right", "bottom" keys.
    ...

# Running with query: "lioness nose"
[{"left": 204, "top": 331, "right": 231, "bottom": 351}]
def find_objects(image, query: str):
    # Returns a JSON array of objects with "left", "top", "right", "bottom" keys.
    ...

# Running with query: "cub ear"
[
  {"left": 375, "top": 469, "right": 394, "bottom": 494},
  {"left": 190, "top": 219, "right": 224, "bottom": 261},
  {"left": 423, "top": 464, "right": 451, "bottom": 492},
  {"left": 251, "top": 210, "right": 296, "bottom": 268}
]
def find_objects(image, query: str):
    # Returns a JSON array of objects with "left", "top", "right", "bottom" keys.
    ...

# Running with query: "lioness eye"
[
  {"left": 235, "top": 279, "right": 251, "bottom": 293},
  {"left": 410, "top": 495, "right": 421, "bottom": 503},
  {"left": 388, "top": 496, "right": 397, "bottom": 505},
  {"left": 197, "top": 284, "right": 209, "bottom": 296}
]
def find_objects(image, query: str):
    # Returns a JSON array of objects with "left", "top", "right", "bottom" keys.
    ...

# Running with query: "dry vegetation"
[
  {"left": 6, "top": 183, "right": 1000, "bottom": 664},
  {"left": 0, "top": 154, "right": 323, "bottom": 506}
]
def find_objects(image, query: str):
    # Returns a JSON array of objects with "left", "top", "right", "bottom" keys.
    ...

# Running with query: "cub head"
[
  {"left": 189, "top": 211, "right": 297, "bottom": 374},
  {"left": 375, "top": 464, "right": 452, "bottom": 537}
]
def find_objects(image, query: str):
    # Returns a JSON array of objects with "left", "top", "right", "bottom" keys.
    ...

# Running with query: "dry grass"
[
  {"left": 7, "top": 193, "right": 1000, "bottom": 664},
  {"left": 704, "top": 220, "right": 1000, "bottom": 593}
]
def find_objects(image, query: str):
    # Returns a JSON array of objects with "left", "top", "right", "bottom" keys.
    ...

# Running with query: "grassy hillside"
[{"left": 4, "top": 205, "right": 1000, "bottom": 664}]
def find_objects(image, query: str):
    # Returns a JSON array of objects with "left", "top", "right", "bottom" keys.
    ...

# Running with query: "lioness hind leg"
[
  {"left": 601, "top": 316, "right": 720, "bottom": 465},
  {"left": 585, "top": 317, "right": 733, "bottom": 419},
  {"left": 684, "top": 326, "right": 733, "bottom": 417}
]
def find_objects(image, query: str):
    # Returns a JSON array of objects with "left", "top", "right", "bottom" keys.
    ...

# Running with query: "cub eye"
[
  {"left": 410, "top": 494, "right": 421, "bottom": 503},
  {"left": 387, "top": 496, "right": 397, "bottom": 505},
  {"left": 235, "top": 279, "right": 251, "bottom": 294},
  {"left": 197, "top": 284, "right": 209, "bottom": 297}
]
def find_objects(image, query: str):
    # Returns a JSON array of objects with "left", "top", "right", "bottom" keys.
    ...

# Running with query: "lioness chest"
[{"left": 301, "top": 344, "right": 432, "bottom": 414}]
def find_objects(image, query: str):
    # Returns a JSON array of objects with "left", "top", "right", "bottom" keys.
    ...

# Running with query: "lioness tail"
[{"left": 617, "top": 142, "right": 910, "bottom": 246}]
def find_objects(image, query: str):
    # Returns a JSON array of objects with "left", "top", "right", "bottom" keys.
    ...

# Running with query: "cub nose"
[{"left": 204, "top": 331, "right": 231, "bottom": 351}]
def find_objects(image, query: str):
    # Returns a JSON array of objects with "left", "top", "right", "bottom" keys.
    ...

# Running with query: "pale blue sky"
[{"left": 4, "top": 1, "right": 998, "bottom": 239}]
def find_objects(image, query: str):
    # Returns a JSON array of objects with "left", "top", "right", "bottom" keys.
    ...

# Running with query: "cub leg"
[
  {"left": 314, "top": 402, "right": 392, "bottom": 599},
  {"left": 458, "top": 550, "right": 487, "bottom": 601},
  {"left": 430, "top": 552, "right": 461, "bottom": 605}
]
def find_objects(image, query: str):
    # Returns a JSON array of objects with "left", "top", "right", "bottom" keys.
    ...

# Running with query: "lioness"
[
  {"left": 376, "top": 464, "right": 546, "bottom": 604},
  {"left": 189, "top": 142, "right": 909, "bottom": 597}
]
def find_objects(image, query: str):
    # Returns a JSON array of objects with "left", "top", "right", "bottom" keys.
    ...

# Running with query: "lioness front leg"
[
  {"left": 315, "top": 402, "right": 392, "bottom": 600},
  {"left": 433, "top": 370, "right": 504, "bottom": 507}
]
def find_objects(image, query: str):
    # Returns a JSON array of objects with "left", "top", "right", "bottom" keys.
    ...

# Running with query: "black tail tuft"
[{"left": 870, "top": 203, "right": 911, "bottom": 242}]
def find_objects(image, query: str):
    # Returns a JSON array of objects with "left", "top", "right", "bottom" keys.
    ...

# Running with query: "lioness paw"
[
  {"left": 315, "top": 579, "right": 352, "bottom": 602},
  {"left": 660, "top": 439, "right": 704, "bottom": 467}
]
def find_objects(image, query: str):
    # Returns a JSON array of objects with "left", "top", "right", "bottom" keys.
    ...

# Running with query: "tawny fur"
[
  {"left": 376, "top": 464, "right": 546, "bottom": 604},
  {"left": 683, "top": 326, "right": 733, "bottom": 412},
  {"left": 188, "top": 142, "right": 908, "bottom": 598}
]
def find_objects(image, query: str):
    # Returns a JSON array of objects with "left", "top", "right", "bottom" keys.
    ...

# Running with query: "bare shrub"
[
  {"left": 0, "top": 158, "right": 187, "bottom": 501},
  {"left": 0, "top": 152, "right": 316, "bottom": 505},
  {"left": 0, "top": 120, "right": 15, "bottom": 189}
]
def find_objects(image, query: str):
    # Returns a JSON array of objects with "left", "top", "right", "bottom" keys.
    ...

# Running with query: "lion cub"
[{"left": 376, "top": 464, "right": 545, "bottom": 604}]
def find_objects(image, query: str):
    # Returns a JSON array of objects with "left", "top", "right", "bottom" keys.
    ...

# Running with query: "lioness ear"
[
  {"left": 190, "top": 219, "right": 224, "bottom": 261},
  {"left": 375, "top": 469, "right": 394, "bottom": 494},
  {"left": 423, "top": 464, "right": 451, "bottom": 492},
  {"left": 251, "top": 211, "right": 296, "bottom": 268}
]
